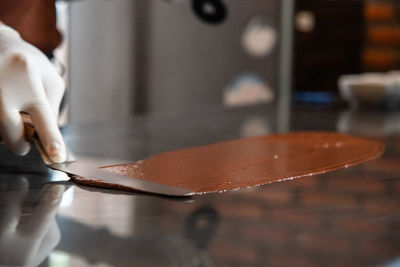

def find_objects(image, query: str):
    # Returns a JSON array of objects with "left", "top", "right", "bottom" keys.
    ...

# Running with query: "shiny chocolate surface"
[{"left": 101, "top": 132, "right": 383, "bottom": 193}]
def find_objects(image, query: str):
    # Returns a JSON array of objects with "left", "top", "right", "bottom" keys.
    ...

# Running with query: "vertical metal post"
[
  {"left": 133, "top": 0, "right": 151, "bottom": 114},
  {"left": 278, "top": 0, "right": 295, "bottom": 133}
]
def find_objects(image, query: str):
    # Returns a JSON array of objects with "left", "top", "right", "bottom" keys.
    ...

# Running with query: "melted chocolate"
[{"left": 80, "top": 132, "right": 383, "bottom": 194}]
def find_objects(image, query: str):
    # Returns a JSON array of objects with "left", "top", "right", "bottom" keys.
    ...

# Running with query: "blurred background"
[
  {"left": 55, "top": 0, "right": 400, "bottom": 125},
  {"left": 3, "top": 2, "right": 400, "bottom": 266}
]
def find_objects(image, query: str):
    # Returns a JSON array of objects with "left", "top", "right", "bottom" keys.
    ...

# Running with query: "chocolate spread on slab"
[{"left": 72, "top": 132, "right": 384, "bottom": 194}]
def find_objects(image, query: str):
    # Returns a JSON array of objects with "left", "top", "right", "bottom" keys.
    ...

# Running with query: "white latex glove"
[{"left": 0, "top": 24, "right": 66, "bottom": 163}]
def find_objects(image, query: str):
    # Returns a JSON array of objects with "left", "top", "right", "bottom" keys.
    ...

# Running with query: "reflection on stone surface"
[
  {"left": 56, "top": 205, "right": 218, "bottom": 267},
  {"left": 0, "top": 176, "right": 65, "bottom": 267},
  {"left": 337, "top": 109, "right": 400, "bottom": 137}
]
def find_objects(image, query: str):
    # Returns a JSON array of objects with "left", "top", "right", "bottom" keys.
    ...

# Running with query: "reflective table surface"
[{"left": 1, "top": 104, "right": 400, "bottom": 267}]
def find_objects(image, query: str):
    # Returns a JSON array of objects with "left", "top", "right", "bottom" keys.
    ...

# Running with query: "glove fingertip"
[
  {"left": 46, "top": 141, "right": 67, "bottom": 163},
  {"left": 10, "top": 140, "right": 31, "bottom": 156}
]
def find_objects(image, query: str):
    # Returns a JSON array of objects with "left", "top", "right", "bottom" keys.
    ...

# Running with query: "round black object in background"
[{"left": 192, "top": 0, "right": 227, "bottom": 25}]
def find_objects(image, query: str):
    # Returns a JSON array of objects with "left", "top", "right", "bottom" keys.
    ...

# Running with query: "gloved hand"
[{"left": 0, "top": 24, "right": 66, "bottom": 163}]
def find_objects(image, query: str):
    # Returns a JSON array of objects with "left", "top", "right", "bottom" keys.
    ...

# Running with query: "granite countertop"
[{"left": 1, "top": 104, "right": 400, "bottom": 267}]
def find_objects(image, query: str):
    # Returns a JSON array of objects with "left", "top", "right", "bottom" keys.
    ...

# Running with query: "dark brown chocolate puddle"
[{"left": 72, "top": 132, "right": 382, "bottom": 194}]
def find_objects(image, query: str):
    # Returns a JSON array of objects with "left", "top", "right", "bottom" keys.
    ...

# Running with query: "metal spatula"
[{"left": 24, "top": 118, "right": 194, "bottom": 197}]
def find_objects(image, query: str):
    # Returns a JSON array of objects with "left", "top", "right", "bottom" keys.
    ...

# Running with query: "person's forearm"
[{"left": 0, "top": 1, "right": 60, "bottom": 54}]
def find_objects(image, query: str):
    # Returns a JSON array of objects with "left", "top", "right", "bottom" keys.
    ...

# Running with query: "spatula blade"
[{"left": 49, "top": 161, "right": 195, "bottom": 197}]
